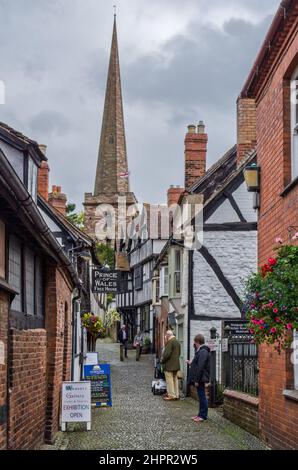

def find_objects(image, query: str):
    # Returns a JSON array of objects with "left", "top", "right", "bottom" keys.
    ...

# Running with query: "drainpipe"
[
  {"left": 71, "top": 289, "right": 81, "bottom": 381},
  {"left": 187, "top": 249, "right": 194, "bottom": 397}
]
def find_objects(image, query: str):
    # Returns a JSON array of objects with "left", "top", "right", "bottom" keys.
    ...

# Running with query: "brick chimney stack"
[
  {"left": 37, "top": 145, "right": 50, "bottom": 201},
  {"left": 185, "top": 122, "right": 208, "bottom": 191},
  {"left": 237, "top": 97, "right": 256, "bottom": 166},
  {"left": 48, "top": 185, "right": 67, "bottom": 216},
  {"left": 167, "top": 186, "right": 185, "bottom": 207}
]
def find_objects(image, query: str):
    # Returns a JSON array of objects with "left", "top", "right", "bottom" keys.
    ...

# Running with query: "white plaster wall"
[
  {"left": 193, "top": 230, "right": 257, "bottom": 318},
  {"left": 207, "top": 198, "right": 240, "bottom": 224},
  {"left": 232, "top": 182, "right": 257, "bottom": 223}
]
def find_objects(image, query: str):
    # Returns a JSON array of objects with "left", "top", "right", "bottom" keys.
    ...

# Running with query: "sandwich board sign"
[
  {"left": 84, "top": 364, "right": 112, "bottom": 408},
  {"left": 61, "top": 382, "right": 91, "bottom": 431}
]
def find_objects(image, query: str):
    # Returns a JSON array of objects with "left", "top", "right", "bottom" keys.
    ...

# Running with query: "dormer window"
[{"left": 290, "top": 66, "right": 298, "bottom": 180}]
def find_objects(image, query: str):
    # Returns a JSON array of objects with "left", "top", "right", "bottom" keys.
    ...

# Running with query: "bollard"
[
  {"left": 120, "top": 344, "right": 124, "bottom": 362},
  {"left": 209, "top": 327, "right": 217, "bottom": 408},
  {"left": 136, "top": 345, "right": 140, "bottom": 361}
]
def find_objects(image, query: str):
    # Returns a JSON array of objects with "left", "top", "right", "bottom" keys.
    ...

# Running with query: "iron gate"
[{"left": 223, "top": 321, "right": 259, "bottom": 396}]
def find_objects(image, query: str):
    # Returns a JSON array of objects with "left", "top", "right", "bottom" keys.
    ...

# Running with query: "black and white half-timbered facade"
[
  {"left": 116, "top": 237, "right": 168, "bottom": 347},
  {"left": 187, "top": 147, "right": 258, "bottom": 381},
  {"left": 154, "top": 146, "right": 257, "bottom": 388}
]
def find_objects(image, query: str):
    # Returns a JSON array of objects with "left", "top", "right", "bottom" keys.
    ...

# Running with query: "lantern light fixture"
[{"left": 244, "top": 163, "right": 261, "bottom": 210}]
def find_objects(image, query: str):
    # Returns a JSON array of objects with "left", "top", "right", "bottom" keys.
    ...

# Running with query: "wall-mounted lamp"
[{"left": 244, "top": 163, "right": 261, "bottom": 210}]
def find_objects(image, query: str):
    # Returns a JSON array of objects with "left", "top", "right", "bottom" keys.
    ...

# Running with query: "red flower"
[
  {"left": 268, "top": 258, "right": 277, "bottom": 267},
  {"left": 261, "top": 264, "right": 273, "bottom": 278}
]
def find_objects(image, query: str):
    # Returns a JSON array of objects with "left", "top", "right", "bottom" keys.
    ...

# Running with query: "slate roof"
[{"left": 0, "top": 121, "right": 47, "bottom": 161}]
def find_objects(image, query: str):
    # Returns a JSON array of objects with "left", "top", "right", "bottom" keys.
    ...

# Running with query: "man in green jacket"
[{"left": 161, "top": 330, "right": 181, "bottom": 401}]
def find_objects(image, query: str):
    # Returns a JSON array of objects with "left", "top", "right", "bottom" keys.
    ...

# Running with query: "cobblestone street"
[{"left": 65, "top": 342, "right": 265, "bottom": 451}]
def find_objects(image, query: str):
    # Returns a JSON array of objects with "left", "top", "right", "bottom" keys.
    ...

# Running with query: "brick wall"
[
  {"left": 185, "top": 124, "right": 207, "bottom": 191},
  {"left": 8, "top": 329, "right": 47, "bottom": 450},
  {"left": 223, "top": 390, "right": 259, "bottom": 438},
  {"left": 0, "top": 290, "right": 9, "bottom": 450},
  {"left": 255, "top": 21, "right": 298, "bottom": 450},
  {"left": 258, "top": 344, "right": 298, "bottom": 449},
  {"left": 237, "top": 98, "right": 257, "bottom": 165},
  {"left": 45, "top": 266, "right": 72, "bottom": 443}
]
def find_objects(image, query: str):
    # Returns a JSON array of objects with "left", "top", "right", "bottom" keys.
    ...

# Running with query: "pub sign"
[{"left": 92, "top": 268, "right": 120, "bottom": 294}]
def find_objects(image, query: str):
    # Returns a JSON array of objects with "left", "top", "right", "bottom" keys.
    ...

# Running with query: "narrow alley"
[{"left": 65, "top": 343, "right": 265, "bottom": 451}]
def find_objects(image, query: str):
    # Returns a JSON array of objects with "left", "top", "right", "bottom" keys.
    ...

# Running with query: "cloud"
[{"left": 0, "top": 0, "right": 281, "bottom": 207}]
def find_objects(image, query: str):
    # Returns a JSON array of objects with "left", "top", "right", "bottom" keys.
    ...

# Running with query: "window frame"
[
  {"left": 173, "top": 249, "right": 182, "bottom": 296},
  {"left": 160, "top": 266, "right": 169, "bottom": 297},
  {"left": 290, "top": 65, "right": 298, "bottom": 181},
  {"left": 134, "top": 264, "right": 144, "bottom": 291},
  {"left": 8, "top": 234, "right": 45, "bottom": 318}
]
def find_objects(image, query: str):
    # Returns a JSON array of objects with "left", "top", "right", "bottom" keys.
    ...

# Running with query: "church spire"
[{"left": 94, "top": 15, "right": 130, "bottom": 196}]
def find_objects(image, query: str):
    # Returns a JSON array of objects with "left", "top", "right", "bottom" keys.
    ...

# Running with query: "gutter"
[
  {"left": 241, "top": 0, "right": 292, "bottom": 97},
  {"left": 0, "top": 149, "right": 80, "bottom": 286}
]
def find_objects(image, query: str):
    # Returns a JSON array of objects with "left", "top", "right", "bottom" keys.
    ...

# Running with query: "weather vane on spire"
[{"left": 113, "top": 5, "right": 116, "bottom": 17}]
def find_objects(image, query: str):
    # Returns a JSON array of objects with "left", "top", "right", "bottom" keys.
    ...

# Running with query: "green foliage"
[
  {"left": 95, "top": 243, "right": 115, "bottom": 268},
  {"left": 243, "top": 244, "right": 298, "bottom": 352},
  {"left": 66, "top": 203, "right": 85, "bottom": 230},
  {"left": 144, "top": 336, "right": 151, "bottom": 347},
  {"left": 105, "top": 309, "right": 121, "bottom": 328}
]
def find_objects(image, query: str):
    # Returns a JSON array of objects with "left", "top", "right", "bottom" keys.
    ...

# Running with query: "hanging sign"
[
  {"left": 83, "top": 364, "right": 112, "bottom": 408},
  {"left": 61, "top": 382, "right": 91, "bottom": 431},
  {"left": 92, "top": 269, "right": 120, "bottom": 294},
  {"left": 224, "top": 320, "right": 250, "bottom": 336}
]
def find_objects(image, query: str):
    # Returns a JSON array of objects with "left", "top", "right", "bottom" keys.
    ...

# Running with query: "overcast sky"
[{"left": 0, "top": 0, "right": 280, "bottom": 208}]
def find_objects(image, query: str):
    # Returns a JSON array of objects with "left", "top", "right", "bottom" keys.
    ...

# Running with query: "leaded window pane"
[
  {"left": 25, "top": 248, "right": 35, "bottom": 315},
  {"left": 35, "top": 256, "right": 44, "bottom": 317}
]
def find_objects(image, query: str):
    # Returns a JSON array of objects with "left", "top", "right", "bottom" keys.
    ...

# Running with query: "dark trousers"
[
  {"left": 122, "top": 340, "right": 128, "bottom": 357},
  {"left": 197, "top": 383, "right": 208, "bottom": 420}
]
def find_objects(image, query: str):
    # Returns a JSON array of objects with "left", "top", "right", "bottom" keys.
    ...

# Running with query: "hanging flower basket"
[
  {"left": 81, "top": 313, "right": 106, "bottom": 351},
  {"left": 242, "top": 243, "right": 298, "bottom": 352}
]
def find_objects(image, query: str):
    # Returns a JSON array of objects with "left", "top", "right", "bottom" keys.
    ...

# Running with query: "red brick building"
[
  {"left": 240, "top": 0, "right": 298, "bottom": 449},
  {"left": 0, "top": 123, "right": 79, "bottom": 449}
]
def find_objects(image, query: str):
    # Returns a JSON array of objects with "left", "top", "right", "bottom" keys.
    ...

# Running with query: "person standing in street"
[
  {"left": 118, "top": 325, "right": 128, "bottom": 359},
  {"left": 161, "top": 330, "right": 181, "bottom": 401},
  {"left": 187, "top": 334, "right": 210, "bottom": 423},
  {"left": 133, "top": 329, "right": 144, "bottom": 356}
]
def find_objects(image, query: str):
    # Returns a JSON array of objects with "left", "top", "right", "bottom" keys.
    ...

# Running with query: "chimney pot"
[
  {"left": 188, "top": 125, "right": 197, "bottom": 134},
  {"left": 197, "top": 121, "right": 205, "bottom": 134}
]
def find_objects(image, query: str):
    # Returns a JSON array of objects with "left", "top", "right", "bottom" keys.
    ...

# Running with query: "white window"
[
  {"left": 174, "top": 250, "right": 181, "bottom": 295},
  {"left": 290, "top": 67, "right": 298, "bottom": 180},
  {"left": 160, "top": 266, "right": 169, "bottom": 297},
  {"left": 28, "top": 157, "right": 38, "bottom": 201}
]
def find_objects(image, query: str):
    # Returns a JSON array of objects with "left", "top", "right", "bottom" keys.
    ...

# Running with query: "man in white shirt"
[{"left": 118, "top": 325, "right": 128, "bottom": 358}]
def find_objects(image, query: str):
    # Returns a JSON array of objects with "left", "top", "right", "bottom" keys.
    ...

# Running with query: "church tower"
[{"left": 84, "top": 14, "right": 136, "bottom": 242}]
